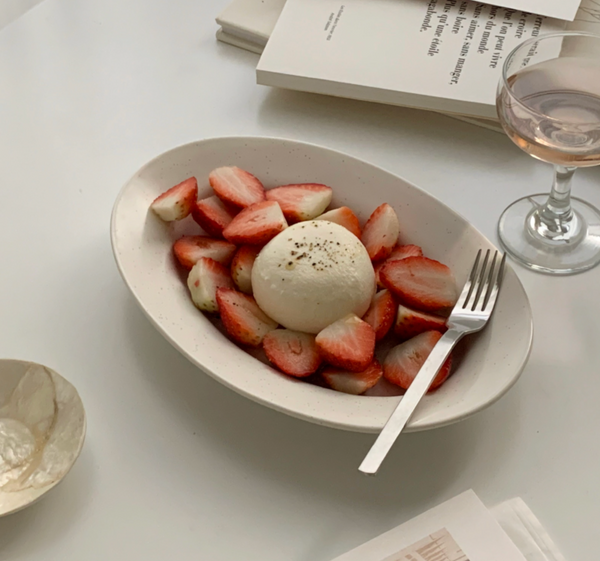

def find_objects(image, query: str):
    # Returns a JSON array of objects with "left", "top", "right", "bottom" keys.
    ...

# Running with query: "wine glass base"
[{"left": 498, "top": 194, "right": 600, "bottom": 275}]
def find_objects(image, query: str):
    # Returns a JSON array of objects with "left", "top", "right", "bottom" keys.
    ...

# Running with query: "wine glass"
[{"left": 497, "top": 32, "right": 600, "bottom": 275}]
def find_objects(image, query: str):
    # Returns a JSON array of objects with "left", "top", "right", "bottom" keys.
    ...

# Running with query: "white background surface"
[
  {"left": 0, "top": 1, "right": 599, "bottom": 560},
  {"left": 0, "top": 0, "right": 44, "bottom": 30}
]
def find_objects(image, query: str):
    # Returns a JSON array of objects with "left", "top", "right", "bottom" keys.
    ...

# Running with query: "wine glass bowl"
[{"left": 496, "top": 32, "right": 600, "bottom": 274}]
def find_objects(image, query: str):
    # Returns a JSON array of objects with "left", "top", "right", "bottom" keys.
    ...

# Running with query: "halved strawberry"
[
  {"left": 150, "top": 177, "right": 198, "bottom": 221},
  {"left": 216, "top": 288, "right": 278, "bottom": 347},
  {"left": 263, "top": 329, "right": 322, "bottom": 377},
  {"left": 374, "top": 244, "right": 424, "bottom": 288},
  {"left": 361, "top": 203, "right": 400, "bottom": 262},
  {"left": 395, "top": 304, "right": 447, "bottom": 340},
  {"left": 187, "top": 258, "right": 234, "bottom": 312},
  {"left": 388, "top": 244, "right": 423, "bottom": 261},
  {"left": 362, "top": 290, "right": 396, "bottom": 341},
  {"left": 173, "top": 236, "right": 237, "bottom": 270},
  {"left": 374, "top": 261, "right": 387, "bottom": 289},
  {"left": 223, "top": 201, "right": 288, "bottom": 245},
  {"left": 383, "top": 331, "right": 452, "bottom": 391},
  {"left": 322, "top": 360, "right": 383, "bottom": 395},
  {"left": 314, "top": 206, "right": 361, "bottom": 238},
  {"left": 265, "top": 184, "right": 332, "bottom": 222},
  {"left": 192, "top": 195, "right": 238, "bottom": 237},
  {"left": 315, "top": 314, "right": 376, "bottom": 372},
  {"left": 209, "top": 166, "right": 265, "bottom": 208},
  {"left": 380, "top": 256, "right": 458, "bottom": 313},
  {"left": 231, "top": 245, "right": 261, "bottom": 294}
]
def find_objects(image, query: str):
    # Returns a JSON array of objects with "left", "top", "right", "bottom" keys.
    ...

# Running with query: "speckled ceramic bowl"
[
  {"left": 0, "top": 360, "right": 86, "bottom": 516},
  {"left": 110, "top": 137, "right": 532, "bottom": 433}
]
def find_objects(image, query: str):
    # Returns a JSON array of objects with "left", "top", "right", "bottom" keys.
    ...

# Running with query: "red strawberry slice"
[
  {"left": 361, "top": 203, "right": 400, "bottom": 261},
  {"left": 322, "top": 360, "right": 383, "bottom": 395},
  {"left": 395, "top": 304, "right": 447, "bottom": 340},
  {"left": 383, "top": 331, "right": 452, "bottom": 391},
  {"left": 374, "top": 261, "right": 387, "bottom": 289},
  {"left": 216, "top": 288, "right": 278, "bottom": 347},
  {"left": 380, "top": 256, "right": 458, "bottom": 313},
  {"left": 231, "top": 245, "right": 261, "bottom": 294},
  {"left": 150, "top": 177, "right": 198, "bottom": 221},
  {"left": 362, "top": 290, "right": 396, "bottom": 341},
  {"left": 192, "top": 195, "right": 238, "bottom": 237},
  {"left": 314, "top": 206, "right": 361, "bottom": 238},
  {"left": 209, "top": 166, "right": 265, "bottom": 208},
  {"left": 187, "top": 257, "right": 234, "bottom": 312},
  {"left": 265, "top": 184, "right": 333, "bottom": 222},
  {"left": 374, "top": 244, "right": 424, "bottom": 288},
  {"left": 223, "top": 201, "right": 288, "bottom": 245},
  {"left": 388, "top": 244, "right": 423, "bottom": 261},
  {"left": 263, "top": 329, "right": 322, "bottom": 377},
  {"left": 173, "top": 236, "right": 237, "bottom": 270},
  {"left": 315, "top": 314, "right": 376, "bottom": 372}
]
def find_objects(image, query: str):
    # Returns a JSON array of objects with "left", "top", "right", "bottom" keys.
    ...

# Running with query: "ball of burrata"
[{"left": 252, "top": 221, "right": 375, "bottom": 334}]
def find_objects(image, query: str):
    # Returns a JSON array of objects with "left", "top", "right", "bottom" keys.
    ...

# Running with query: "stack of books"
[
  {"left": 216, "top": 0, "right": 599, "bottom": 130},
  {"left": 331, "top": 491, "right": 566, "bottom": 561}
]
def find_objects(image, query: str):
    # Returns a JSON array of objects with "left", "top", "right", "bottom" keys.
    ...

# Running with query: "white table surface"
[{"left": 1, "top": 1, "right": 599, "bottom": 559}]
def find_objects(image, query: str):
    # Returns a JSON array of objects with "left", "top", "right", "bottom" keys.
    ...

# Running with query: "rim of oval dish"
[{"left": 110, "top": 135, "right": 534, "bottom": 433}]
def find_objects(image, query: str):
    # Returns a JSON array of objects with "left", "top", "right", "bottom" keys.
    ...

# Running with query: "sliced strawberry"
[
  {"left": 231, "top": 245, "right": 261, "bottom": 294},
  {"left": 322, "top": 360, "right": 383, "bottom": 395},
  {"left": 265, "top": 184, "right": 333, "bottom": 222},
  {"left": 374, "top": 261, "right": 387, "bottom": 289},
  {"left": 361, "top": 203, "right": 400, "bottom": 261},
  {"left": 380, "top": 256, "right": 458, "bottom": 313},
  {"left": 388, "top": 244, "right": 423, "bottom": 261},
  {"left": 362, "top": 290, "right": 396, "bottom": 341},
  {"left": 216, "top": 288, "right": 278, "bottom": 347},
  {"left": 315, "top": 314, "right": 376, "bottom": 372},
  {"left": 150, "top": 177, "right": 198, "bottom": 221},
  {"left": 192, "top": 195, "right": 238, "bottom": 237},
  {"left": 209, "top": 166, "right": 265, "bottom": 208},
  {"left": 187, "top": 257, "right": 234, "bottom": 313},
  {"left": 374, "top": 244, "right": 424, "bottom": 288},
  {"left": 395, "top": 304, "right": 447, "bottom": 340},
  {"left": 383, "top": 331, "right": 452, "bottom": 391},
  {"left": 173, "top": 236, "right": 237, "bottom": 270},
  {"left": 263, "top": 329, "right": 322, "bottom": 377},
  {"left": 314, "top": 206, "right": 361, "bottom": 238},
  {"left": 223, "top": 201, "right": 288, "bottom": 245}
]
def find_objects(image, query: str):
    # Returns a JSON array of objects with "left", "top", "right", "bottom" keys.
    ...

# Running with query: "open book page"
[
  {"left": 218, "top": 0, "right": 594, "bottom": 51},
  {"left": 332, "top": 491, "right": 527, "bottom": 561},
  {"left": 568, "top": 0, "right": 600, "bottom": 31},
  {"left": 564, "top": 0, "right": 600, "bottom": 56},
  {"left": 257, "top": 0, "right": 564, "bottom": 119}
]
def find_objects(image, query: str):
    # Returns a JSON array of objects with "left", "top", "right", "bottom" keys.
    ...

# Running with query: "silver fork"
[{"left": 359, "top": 249, "right": 506, "bottom": 475}]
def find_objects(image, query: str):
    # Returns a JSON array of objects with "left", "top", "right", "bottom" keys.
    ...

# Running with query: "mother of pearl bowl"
[{"left": 0, "top": 359, "right": 86, "bottom": 516}]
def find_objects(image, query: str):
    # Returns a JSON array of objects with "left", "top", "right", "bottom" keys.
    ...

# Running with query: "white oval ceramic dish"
[
  {"left": 0, "top": 360, "right": 86, "bottom": 516},
  {"left": 111, "top": 137, "right": 533, "bottom": 433}
]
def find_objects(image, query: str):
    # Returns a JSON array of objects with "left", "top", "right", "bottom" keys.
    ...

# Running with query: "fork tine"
[
  {"left": 470, "top": 249, "right": 490, "bottom": 311},
  {"left": 459, "top": 249, "right": 481, "bottom": 309},
  {"left": 476, "top": 251, "right": 498, "bottom": 312},
  {"left": 482, "top": 253, "right": 506, "bottom": 312}
]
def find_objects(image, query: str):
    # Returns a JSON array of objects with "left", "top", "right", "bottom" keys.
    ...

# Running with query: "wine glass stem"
[{"left": 530, "top": 165, "right": 581, "bottom": 242}]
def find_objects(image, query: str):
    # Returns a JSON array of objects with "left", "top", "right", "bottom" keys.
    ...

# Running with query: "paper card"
[
  {"left": 494, "top": 0, "right": 582, "bottom": 21},
  {"left": 332, "top": 491, "right": 528, "bottom": 561}
]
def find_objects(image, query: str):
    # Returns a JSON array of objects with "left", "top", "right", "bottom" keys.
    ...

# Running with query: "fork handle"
[{"left": 359, "top": 328, "right": 465, "bottom": 475}]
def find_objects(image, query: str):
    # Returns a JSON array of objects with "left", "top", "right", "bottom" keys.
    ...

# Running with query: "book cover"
[{"left": 216, "top": 0, "right": 284, "bottom": 45}]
